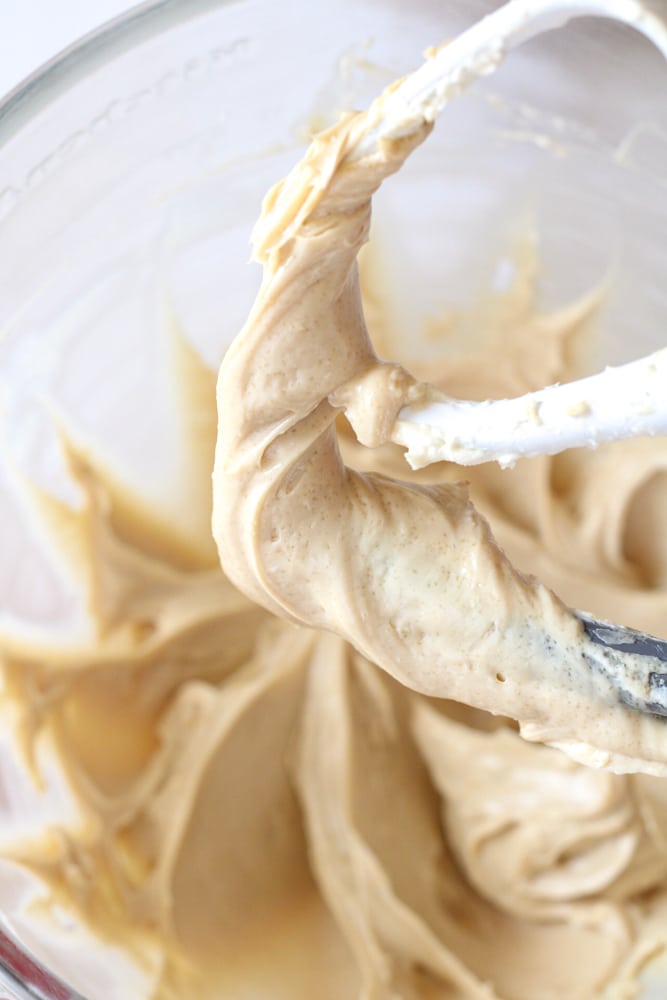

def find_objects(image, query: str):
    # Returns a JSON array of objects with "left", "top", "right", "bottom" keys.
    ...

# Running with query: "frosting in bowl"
[{"left": 2, "top": 53, "right": 667, "bottom": 1000}]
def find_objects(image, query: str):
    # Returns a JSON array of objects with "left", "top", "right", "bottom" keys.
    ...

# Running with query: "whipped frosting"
[
  {"left": 212, "top": 110, "right": 667, "bottom": 775},
  {"left": 2, "top": 36, "right": 667, "bottom": 1000},
  {"left": 2, "top": 223, "right": 667, "bottom": 998}
]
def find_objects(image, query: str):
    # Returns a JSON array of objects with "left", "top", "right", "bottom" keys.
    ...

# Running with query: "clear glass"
[{"left": 0, "top": 0, "right": 666, "bottom": 996}]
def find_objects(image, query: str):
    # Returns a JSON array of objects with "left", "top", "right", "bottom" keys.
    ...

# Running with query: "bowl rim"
[
  {"left": 0, "top": 2, "right": 239, "bottom": 995},
  {"left": 0, "top": 0, "right": 238, "bottom": 148},
  {"left": 0, "top": 923, "right": 85, "bottom": 1000}
]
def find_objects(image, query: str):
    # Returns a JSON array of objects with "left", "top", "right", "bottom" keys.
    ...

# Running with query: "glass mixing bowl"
[{"left": 1, "top": 0, "right": 667, "bottom": 997}]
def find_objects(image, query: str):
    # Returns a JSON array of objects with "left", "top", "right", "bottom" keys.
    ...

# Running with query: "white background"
[{"left": 1, "top": 0, "right": 140, "bottom": 100}]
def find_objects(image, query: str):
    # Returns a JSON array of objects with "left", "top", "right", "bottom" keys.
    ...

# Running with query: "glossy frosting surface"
[{"left": 2, "top": 103, "right": 667, "bottom": 1000}]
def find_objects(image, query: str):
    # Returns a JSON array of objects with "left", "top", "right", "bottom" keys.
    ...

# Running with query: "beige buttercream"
[
  {"left": 1, "top": 107, "right": 667, "bottom": 1000},
  {"left": 212, "top": 111, "right": 667, "bottom": 774}
]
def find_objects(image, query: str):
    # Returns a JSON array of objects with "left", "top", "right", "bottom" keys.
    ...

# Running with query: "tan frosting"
[
  {"left": 2, "top": 115, "right": 667, "bottom": 1000},
  {"left": 212, "top": 111, "right": 667, "bottom": 774}
]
